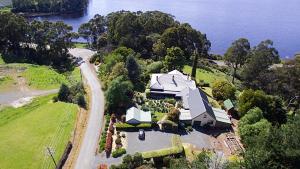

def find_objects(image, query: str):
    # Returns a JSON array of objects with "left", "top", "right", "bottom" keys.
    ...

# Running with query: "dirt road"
[{"left": 69, "top": 48, "right": 105, "bottom": 169}]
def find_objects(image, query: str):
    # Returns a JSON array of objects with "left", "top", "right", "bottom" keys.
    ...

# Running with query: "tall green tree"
[
  {"left": 242, "top": 40, "right": 280, "bottom": 88},
  {"left": 126, "top": 55, "right": 141, "bottom": 84},
  {"left": 164, "top": 47, "right": 185, "bottom": 71},
  {"left": 224, "top": 38, "right": 250, "bottom": 83},
  {"left": 105, "top": 76, "right": 134, "bottom": 113}
]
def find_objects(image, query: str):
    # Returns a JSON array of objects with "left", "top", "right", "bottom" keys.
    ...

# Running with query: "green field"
[
  {"left": 0, "top": 94, "right": 78, "bottom": 169},
  {"left": 0, "top": 63, "right": 81, "bottom": 90},
  {"left": 183, "top": 65, "right": 231, "bottom": 86}
]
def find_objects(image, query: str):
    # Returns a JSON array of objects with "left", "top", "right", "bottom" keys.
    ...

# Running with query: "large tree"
[
  {"left": 161, "top": 23, "right": 211, "bottom": 59},
  {"left": 164, "top": 47, "right": 185, "bottom": 71},
  {"left": 224, "top": 38, "right": 250, "bottom": 83},
  {"left": 105, "top": 76, "right": 134, "bottom": 113},
  {"left": 126, "top": 55, "right": 141, "bottom": 83},
  {"left": 78, "top": 14, "right": 106, "bottom": 47},
  {"left": 242, "top": 40, "right": 280, "bottom": 88}
]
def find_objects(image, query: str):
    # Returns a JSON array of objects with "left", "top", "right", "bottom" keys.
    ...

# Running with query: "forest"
[{"left": 11, "top": 0, "right": 88, "bottom": 13}]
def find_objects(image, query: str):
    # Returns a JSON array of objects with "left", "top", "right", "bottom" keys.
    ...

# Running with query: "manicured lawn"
[
  {"left": 0, "top": 94, "right": 78, "bottom": 169},
  {"left": 183, "top": 65, "right": 230, "bottom": 86}
]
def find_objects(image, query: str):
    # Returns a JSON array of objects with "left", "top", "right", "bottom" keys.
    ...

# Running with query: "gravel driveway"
[
  {"left": 126, "top": 130, "right": 173, "bottom": 154},
  {"left": 180, "top": 129, "right": 212, "bottom": 149}
]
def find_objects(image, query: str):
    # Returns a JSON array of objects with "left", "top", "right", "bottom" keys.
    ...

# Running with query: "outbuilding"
[{"left": 126, "top": 107, "right": 152, "bottom": 124}]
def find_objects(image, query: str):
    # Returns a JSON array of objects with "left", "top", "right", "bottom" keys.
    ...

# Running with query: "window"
[{"left": 203, "top": 114, "right": 207, "bottom": 118}]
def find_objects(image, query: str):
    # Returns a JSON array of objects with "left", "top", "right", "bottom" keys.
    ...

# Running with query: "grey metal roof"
[
  {"left": 150, "top": 70, "right": 196, "bottom": 93},
  {"left": 126, "top": 107, "right": 151, "bottom": 122}
]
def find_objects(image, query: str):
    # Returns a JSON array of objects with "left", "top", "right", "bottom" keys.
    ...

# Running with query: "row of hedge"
[
  {"left": 142, "top": 135, "right": 183, "bottom": 159},
  {"left": 115, "top": 123, "right": 152, "bottom": 130},
  {"left": 112, "top": 148, "right": 126, "bottom": 158},
  {"left": 99, "top": 114, "right": 111, "bottom": 152}
]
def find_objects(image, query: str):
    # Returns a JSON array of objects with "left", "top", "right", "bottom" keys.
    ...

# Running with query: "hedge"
[
  {"left": 142, "top": 135, "right": 183, "bottom": 159},
  {"left": 105, "top": 132, "right": 113, "bottom": 153},
  {"left": 115, "top": 123, "right": 152, "bottom": 130},
  {"left": 112, "top": 148, "right": 126, "bottom": 158}
]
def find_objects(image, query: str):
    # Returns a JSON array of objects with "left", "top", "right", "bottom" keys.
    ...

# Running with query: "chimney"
[
  {"left": 156, "top": 76, "right": 159, "bottom": 81},
  {"left": 172, "top": 75, "right": 175, "bottom": 81}
]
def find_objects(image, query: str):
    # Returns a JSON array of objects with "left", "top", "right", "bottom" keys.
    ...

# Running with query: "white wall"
[{"left": 192, "top": 112, "right": 216, "bottom": 126}]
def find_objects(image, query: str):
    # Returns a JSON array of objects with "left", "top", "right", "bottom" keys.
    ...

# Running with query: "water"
[{"left": 35, "top": 0, "right": 300, "bottom": 58}]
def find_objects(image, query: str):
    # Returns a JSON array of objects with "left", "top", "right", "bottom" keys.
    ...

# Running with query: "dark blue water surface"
[{"left": 36, "top": 0, "right": 300, "bottom": 58}]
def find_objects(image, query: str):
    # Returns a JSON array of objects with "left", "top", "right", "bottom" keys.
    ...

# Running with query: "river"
[{"left": 35, "top": 0, "right": 300, "bottom": 58}]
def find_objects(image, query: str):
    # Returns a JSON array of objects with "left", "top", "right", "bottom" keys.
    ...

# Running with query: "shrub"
[
  {"left": 109, "top": 123, "right": 114, "bottom": 134},
  {"left": 212, "top": 80, "right": 236, "bottom": 101},
  {"left": 161, "top": 120, "right": 178, "bottom": 132},
  {"left": 105, "top": 132, "right": 113, "bottom": 153},
  {"left": 145, "top": 89, "right": 151, "bottom": 98},
  {"left": 122, "top": 133, "right": 126, "bottom": 138},
  {"left": 112, "top": 148, "right": 127, "bottom": 158},
  {"left": 167, "top": 108, "right": 180, "bottom": 123},
  {"left": 98, "top": 164, "right": 108, "bottom": 169},
  {"left": 115, "top": 123, "right": 152, "bottom": 130},
  {"left": 187, "top": 126, "right": 193, "bottom": 132},
  {"left": 198, "top": 80, "right": 210, "bottom": 87},
  {"left": 115, "top": 138, "right": 122, "bottom": 145},
  {"left": 111, "top": 114, "right": 116, "bottom": 123}
]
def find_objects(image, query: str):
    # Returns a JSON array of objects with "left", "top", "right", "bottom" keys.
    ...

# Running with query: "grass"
[
  {"left": 154, "top": 112, "right": 166, "bottom": 121},
  {"left": 183, "top": 65, "right": 230, "bottom": 86},
  {"left": 142, "top": 135, "right": 183, "bottom": 159},
  {"left": 0, "top": 63, "right": 82, "bottom": 90},
  {"left": 0, "top": 6, "right": 11, "bottom": 12},
  {"left": 0, "top": 54, "right": 4, "bottom": 64},
  {"left": 182, "top": 143, "right": 202, "bottom": 162},
  {"left": 0, "top": 76, "right": 14, "bottom": 92},
  {"left": 201, "top": 87, "right": 221, "bottom": 108},
  {"left": 22, "top": 64, "right": 69, "bottom": 90},
  {"left": 73, "top": 43, "right": 88, "bottom": 49},
  {"left": 0, "top": 94, "right": 78, "bottom": 169}
]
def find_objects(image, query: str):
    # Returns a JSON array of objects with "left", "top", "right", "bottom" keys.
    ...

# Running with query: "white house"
[
  {"left": 126, "top": 107, "right": 152, "bottom": 124},
  {"left": 149, "top": 70, "right": 231, "bottom": 128}
]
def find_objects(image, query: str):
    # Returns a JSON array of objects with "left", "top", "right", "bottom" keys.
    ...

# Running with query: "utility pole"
[{"left": 47, "top": 147, "right": 57, "bottom": 168}]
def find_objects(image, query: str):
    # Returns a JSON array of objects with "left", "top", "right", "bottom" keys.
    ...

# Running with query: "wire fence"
[{"left": 41, "top": 105, "right": 74, "bottom": 169}]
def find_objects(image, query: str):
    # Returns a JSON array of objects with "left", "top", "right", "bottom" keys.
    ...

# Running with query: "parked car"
[{"left": 138, "top": 129, "right": 145, "bottom": 140}]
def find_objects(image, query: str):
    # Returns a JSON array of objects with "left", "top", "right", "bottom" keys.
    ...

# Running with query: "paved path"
[{"left": 69, "top": 48, "right": 105, "bottom": 169}]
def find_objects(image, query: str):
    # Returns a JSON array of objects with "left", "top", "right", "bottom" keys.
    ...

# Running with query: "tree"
[
  {"left": 264, "top": 96, "right": 287, "bottom": 125},
  {"left": 0, "top": 12, "right": 29, "bottom": 55},
  {"left": 161, "top": 24, "right": 211, "bottom": 59},
  {"left": 238, "top": 107, "right": 264, "bottom": 128},
  {"left": 242, "top": 40, "right": 280, "bottom": 88},
  {"left": 164, "top": 47, "right": 185, "bottom": 71},
  {"left": 238, "top": 89, "right": 271, "bottom": 117},
  {"left": 212, "top": 80, "right": 236, "bottom": 101},
  {"left": 78, "top": 14, "right": 106, "bottom": 47},
  {"left": 167, "top": 108, "right": 180, "bottom": 123},
  {"left": 58, "top": 84, "right": 70, "bottom": 102},
  {"left": 105, "top": 76, "right": 134, "bottom": 113},
  {"left": 126, "top": 55, "right": 141, "bottom": 84},
  {"left": 239, "top": 119, "right": 271, "bottom": 146},
  {"left": 224, "top": 38, "right": 250, "bottom": 83},
  {"left": 108, "top": 62, "right": 128, "bottom": 84},
  {"left": 152, "top": 40, "right": 167, "bottom": 60}
]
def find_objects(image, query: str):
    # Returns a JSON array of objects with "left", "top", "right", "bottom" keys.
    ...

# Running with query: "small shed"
[
  {"left": 224, "top": 99, "right": 235, "bottom": 115},
  {"left": 126, "top": 107, "right": 151, "bottom": 124}
]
